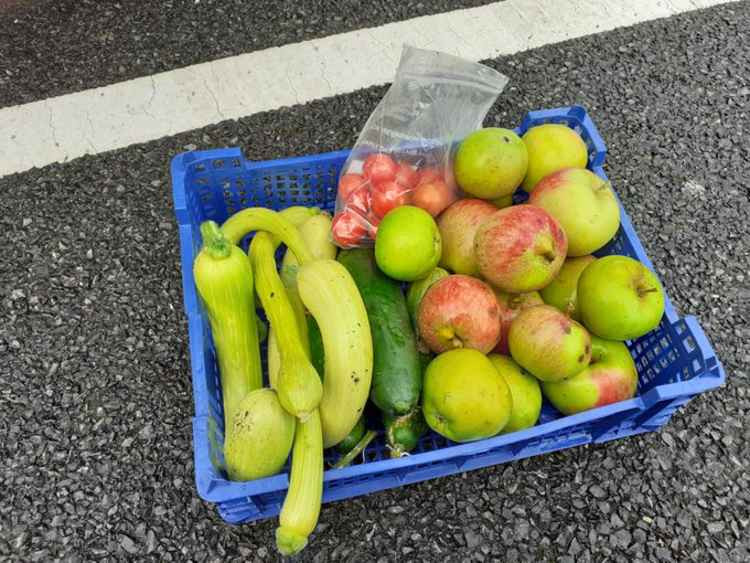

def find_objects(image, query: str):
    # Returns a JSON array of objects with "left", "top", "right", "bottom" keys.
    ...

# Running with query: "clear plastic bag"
[{"left": 331, "top": 45, "right": 509, "bottom": 248}]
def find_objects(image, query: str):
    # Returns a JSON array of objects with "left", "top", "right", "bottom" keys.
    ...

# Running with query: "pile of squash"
[{"left": 193, "top": 207, "right": 373, "bottom": 555}]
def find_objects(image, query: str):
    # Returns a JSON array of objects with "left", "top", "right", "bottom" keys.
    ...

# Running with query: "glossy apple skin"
[
  {"left": 474, "top": 205, "right": 568, "bottom": 293},
  {"left": 492, "top": 290, "right": 544, "bottom": 355},
  {"left": 437, "top": 198, "right": 497, "bottom": 276},
  {"left": 508, "top": 304, "right": 592, "bottom": 383},
  {"left": 577, "top": 255, "right": 666, "bottom": 340},
  {"left": 541, "top": 336, "right": 638, "bottom": 415},
  {"left": 529, "top": 168, "right": 620, "bottom": 256},
  {"left": 417, "top": 275, "right": 501, "bottom": 354},
  {"left": 540, "top": 255, "right": 597, "bottom": 320}
]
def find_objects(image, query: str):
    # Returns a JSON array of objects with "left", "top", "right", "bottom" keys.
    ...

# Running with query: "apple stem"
[
  {"left": 451, "top": 337, "right": 463, "bottom": 348},
  {"left": 637, "top": 287, "right": 658, "bottom": 297}
]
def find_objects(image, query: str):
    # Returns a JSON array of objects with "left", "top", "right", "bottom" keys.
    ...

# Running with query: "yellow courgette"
[
  {"left": 220, "top": 206, "right": 315, "bottom": 264},
  {"left": 275, "top": 408, "right": 323, "bottom": 556},
  {"left": 297, "top": 259, "right": 373, "bottom": 448},
  {"left": 250, "top": 232, "right": 321, "bottom": 420},
  {"left": 270, "top": 212, "right": 337, "bottom": 386},
  {"left": 193, "top": 221, "right": 262, "bottom": 429}
]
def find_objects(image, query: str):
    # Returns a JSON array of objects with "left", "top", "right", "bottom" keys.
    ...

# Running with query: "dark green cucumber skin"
[
  {"left": 336, "top": 416, "right": 366, "bottom": 454},
  {"left": 337, "top": 249, "right": 422, "bottom": 416},
  {"left": 384, "top": 409, "right": 428, "bottom": 457},
  {"left": 306, "top": 315, "right": 325, "bottom": 381}
]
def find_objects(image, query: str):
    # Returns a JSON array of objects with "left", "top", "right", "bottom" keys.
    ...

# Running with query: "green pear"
[
  {"left": 577, "top": 255, "right": 665, "bottom": 340},
  {"left": 540, "top": 255, "right": 597, "bottom": 320}
]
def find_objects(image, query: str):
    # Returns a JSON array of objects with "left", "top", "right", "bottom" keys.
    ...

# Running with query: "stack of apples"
[
  {"left": 399, "top": 124, "right": 666, "bottom": 443},
  {"left": 332, "top": 153, "right": 458, "bottom": 247}
]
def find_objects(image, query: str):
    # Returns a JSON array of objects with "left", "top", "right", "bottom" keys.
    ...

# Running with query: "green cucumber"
[
  {"left": 337, "top": 248, "right": 421, "bottom": 416},
  {"left": 335, "top": 416, "right": 366, "bottom": 454},
  {"left": 384, "top": 408, "right": 428, "bottom": 458}
]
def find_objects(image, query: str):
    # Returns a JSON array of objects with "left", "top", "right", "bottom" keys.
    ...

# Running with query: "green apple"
[
  {"left": 375, "top": 205, "right": 442, "bottom": 281},
  {"left": 508, "top": 305, "right": 591, "bottom": 382},
  {"left": 540, "top": 255, "right": 597, "bottom": 320},
  {"left": 490, "top": 193, "right": 514, "bottom": 209},
  {"left": 529, "top": 168, "right": 620, "bottom": 256},
  {"left": 454, "top": 128, "right": 528, "bottom": 199},
  {"left": 541, "top": 336, "right": 638, "bottom": 415},
  {"left": 577, "top": 255, "right": 665, "bottom": 340},
  {"left": 422, "top": 349, "right": 512, "bottom": 442},
  {"left": 488, "top": 354, "right": 542, "bottom": 433},
  {"left": 521, "top": 124, "right": 588, "bottom": 192}
]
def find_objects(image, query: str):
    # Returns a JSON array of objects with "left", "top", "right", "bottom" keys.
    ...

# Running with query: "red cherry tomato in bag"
[
  {"left": 372, "top": 181, "right": 411, "bottom": 218},
  {"left": 331, "top": 211, "right": 367, "bottom": 248},
  {"left": 417, "top": 167, "right": 443, "bottom": 186},
  {"left": 346, "top": 186, "right": 371, "bottom": 215},
  {"left": 338, "top": 173, "right": 367, "bottom": 201},
  {"left": 411, "top": 179, "right": 456, "bottom": 217},
  {"left": 394, "top": 161, "right": 419, "bottom": 189},
  {"left": 363, "top": 154, "right": 398, "bottom": 184}
]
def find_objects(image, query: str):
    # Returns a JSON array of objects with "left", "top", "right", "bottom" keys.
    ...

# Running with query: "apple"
[
  {"left": 423, "top": 349, "right": 513, "bottom": 442},
  {"left": 418, "top": 274, "right": 501, "bottom": 354},
  {"left": 492, "top": 290, "right": 544, "bottom": 355},
  {"left": 437, "top": 198, "right": 497, "bottom": 275},
  {"left": 474, "top": 205, "right": 568, "bottom": 292},
  {"left": 540, "top": 255, "right": 597, "bottom": 320},
  {"left": 363, "top": 153, "right": 398, "bottom": 184},
  {"left": 508, "top": 304, "right": 591, "bottom": 383},
  {"left": 412, "top": 178, "right": 457, "bottom": 217},
  {"left": 541, "top": 336, "right": 638, "bottom": 415},
  {"left": 577, "top": 255, "right": 665, "bottom": 340},
  {"left": 488, "top": 354, "right": 542, "bottom": 433},
  {"left": 454, "top": 128, "right": 528, "bottom": 199},
  {"left": 521, "top": 123, "right": 589, "bottom": 192},
  {"left": 406, "top": 267, "right": 449, "bottom": 329},
  {"left": 529, "top": 168, "right": 620, "bottom": 256}
]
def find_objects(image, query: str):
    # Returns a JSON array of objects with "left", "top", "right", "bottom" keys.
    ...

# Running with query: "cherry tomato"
[
  {"left": 346, "top": 186, "right": 371, "bottom": 215},
  {"left": 411, "top": 179, "right": 457, "bottom": 217},
  {"left": 338, "top": 173, "right": 367, "bottom": 202},
  {"left": 417, "top": 166, "right": 443, "bottom": 186},
  {"left": 394, "top": 161, "right": 419, "bottom": 189},
  {"left": 363, "top": 153, "right": 398, "bottom": 184},
  {"left": 331, "top": 211, "right": 368, "bottom": 248},
  {"left": 372, "top": 180, "right": 411, "bottom": 218},
  {"left": 366, "top": 212, "right": 381, "bottom": 237}
]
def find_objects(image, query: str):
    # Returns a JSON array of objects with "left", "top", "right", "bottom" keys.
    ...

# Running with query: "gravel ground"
[
  {"left": 1, "top": 3, "right": 749, "bottom": 562},
  {"left": 0, "top": 0, "right": 495, "bottom": 108}
]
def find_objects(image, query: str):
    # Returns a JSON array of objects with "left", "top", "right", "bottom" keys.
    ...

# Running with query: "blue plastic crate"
[{"left": 171, "top": 105, "right": 725, "bottom": 525}]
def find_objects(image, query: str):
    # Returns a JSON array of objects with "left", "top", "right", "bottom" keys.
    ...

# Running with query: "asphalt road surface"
[{"left": 1, "top": 1, "right": 749, "bottom": 562}]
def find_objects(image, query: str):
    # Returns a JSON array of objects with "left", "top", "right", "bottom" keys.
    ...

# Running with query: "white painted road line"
[{"left": 0, "top": 0, "right": 736, "bottom": 177}]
